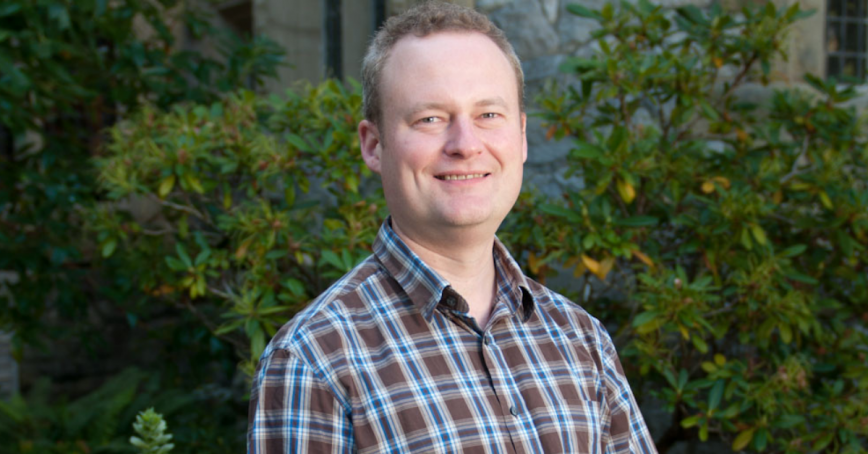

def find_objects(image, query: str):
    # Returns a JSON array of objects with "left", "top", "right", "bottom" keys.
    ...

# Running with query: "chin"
[{"left": 435, "top": 208, "right": 501, "bottom": 230}]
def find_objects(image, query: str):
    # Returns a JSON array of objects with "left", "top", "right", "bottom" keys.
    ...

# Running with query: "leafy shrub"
[
  {"left": 0, "top": 0, "right": 283, "bottom": 351},
  {"left": 505, "top": 1, "right": 868, "bottom": 452},
  {"left": 0, "top": 2, "right": 280, "bottom": 451},
  {"left": 0, "top": 369, "right": 144, "bottom": 453},
  {"left": 0, "top": 368, "right": 246, "bottom": 454},
  {"left": 85, "top": 1, "right": 867, "bottom": 452},
  {"left": 92, "top": 81, "right": 384, "bottom": 373}
]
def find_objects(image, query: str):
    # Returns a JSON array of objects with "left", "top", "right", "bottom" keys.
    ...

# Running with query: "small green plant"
[{"left": 131, "top": 408, "right": 175, "bottom": 454}]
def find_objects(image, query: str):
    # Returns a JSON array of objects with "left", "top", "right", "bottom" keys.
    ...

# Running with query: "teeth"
[{"left": 439, "top": 173, "right": 486, "bottom": 181}]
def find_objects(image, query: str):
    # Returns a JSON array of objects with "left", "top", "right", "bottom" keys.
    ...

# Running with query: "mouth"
[{"left": 435, "top": 173, "right": 490, "bottom": 181}]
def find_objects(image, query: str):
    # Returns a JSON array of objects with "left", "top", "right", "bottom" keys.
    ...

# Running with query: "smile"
[{"left": 436, "top": 173, "right": 489, "bottom": 181}]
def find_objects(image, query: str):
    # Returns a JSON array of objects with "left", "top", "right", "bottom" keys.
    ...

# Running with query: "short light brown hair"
[{"left": 361, "top": 1, "right": 524, "bottom": 126}]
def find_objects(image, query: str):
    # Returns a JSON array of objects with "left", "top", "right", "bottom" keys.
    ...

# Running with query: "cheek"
[
  {"left": 490, "top": 137, "right": 525, "bottom": 166},
  {"left": 379, "top": 149, "right": 423, "bottom": 197},
  {"left": 385, "top": 139, "right": 435, "bottom": 175}
]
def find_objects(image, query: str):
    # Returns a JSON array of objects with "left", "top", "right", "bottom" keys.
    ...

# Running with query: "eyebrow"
[
  {"left": 474, "top": 97, "right": 509, "bottom": 109},
  {"left": 404, "top": 97, "right": 510, "bottom": 117}
]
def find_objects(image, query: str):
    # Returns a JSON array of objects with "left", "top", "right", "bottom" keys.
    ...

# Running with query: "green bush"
[
  {"left": 0, "top": 1, "right": 281, "bottom": 452},
  {"left": 0, "top": 369, "right": 144, "bottom": 453},
  {"left": 0, "top": 0, "right": 282, "bottom": 351},
  {"left": 0, "top": 367, "right": 246, "bottom": 453},
  {"left": 504, "top": 1, "right": 867, "bottom": 452},
  {"left": 92, "top": 81, "right": 385, "bottom": 373},
  {"left": 53, "top": 0, "right": 868, "bottom": 452}
]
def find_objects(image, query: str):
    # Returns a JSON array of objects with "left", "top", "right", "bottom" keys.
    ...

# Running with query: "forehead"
[{"left": 380, "top": 31, "right": 520, "bottom": 113}]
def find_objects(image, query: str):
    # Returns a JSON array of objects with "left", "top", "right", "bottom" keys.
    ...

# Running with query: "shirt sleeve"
[
  {"left": 248, "top": 348, "right": 353, "bottom": 454},
  {"left": 596, "top": 321, "right": 658, "bottom": 453}
]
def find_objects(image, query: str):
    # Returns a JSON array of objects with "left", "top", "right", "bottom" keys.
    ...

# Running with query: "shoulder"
[
  {"left": 522, "top": 278, "right": 617, "bottom": 362},
  {"left": 263, "top": 253, "right": 388, "bottom": 364},
  {"left": 524, "top": 278, "right": 607, "bottom": 333}
]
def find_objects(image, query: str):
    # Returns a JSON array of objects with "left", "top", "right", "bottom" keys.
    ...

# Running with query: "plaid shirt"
[{"left": 248, "top": 219, "right": 656, "bottom": 453}]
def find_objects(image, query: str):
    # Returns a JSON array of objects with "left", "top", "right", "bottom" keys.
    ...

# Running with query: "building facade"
[{"left": 209, "top": 0, "right": 837, "bottom": 87}]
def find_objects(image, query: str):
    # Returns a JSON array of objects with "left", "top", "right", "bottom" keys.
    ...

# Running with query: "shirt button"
[
  {"left": 509, "top": 405, "right": 519, "bottom": 416},
  {"left": 446, "top": 297, "right": 456, "bottom": 307}
]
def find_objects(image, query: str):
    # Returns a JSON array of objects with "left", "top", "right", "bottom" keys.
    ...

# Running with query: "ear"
[
  {"left": 359, "top": 119, "right": 383, "bottom": 174},
  {"left": 520, "top": 113, "right": 528, "bottom": 163}
]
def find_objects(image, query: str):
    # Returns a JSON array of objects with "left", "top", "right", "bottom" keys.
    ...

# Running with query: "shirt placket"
[{"left": 479, "top": 301, "right": 543, "bottom": 454}]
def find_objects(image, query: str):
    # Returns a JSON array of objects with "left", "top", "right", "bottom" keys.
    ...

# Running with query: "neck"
[{"left": 392, "top": 220, "right": 497, "bottom": 328}]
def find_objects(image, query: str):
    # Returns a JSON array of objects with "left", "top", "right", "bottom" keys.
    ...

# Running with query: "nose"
[{"left": 444, "top": 117, "right": 483, "bottom": 158}]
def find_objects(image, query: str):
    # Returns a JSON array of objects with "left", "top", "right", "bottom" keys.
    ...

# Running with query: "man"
[{"left": 248, "top": 2, "right": 656, "bottom": 453}]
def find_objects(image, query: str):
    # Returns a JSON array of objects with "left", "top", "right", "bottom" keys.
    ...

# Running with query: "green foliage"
[
  {"left": 0, "top": 368, "right": 245, "bottom": 453},
  {"left": 10, "top": 0, "right": 868, "bottom": 452},
  {"left": 0, "top": 0, "right": 283, "bottom": 351},
  {"left": 0, "top": 369, "right": 146, "bottom": 453},
  {"left": 92, "top": 80, "right": 383, "bottom": 372},
  {"left": 0, "top": 2, "right": 278, "bottom": 451},
  {"left": 131, "top": 408, "right": 174, "bottom": 454},
  {"left": 508, "top": 1, "right": 868, "bottom": 451}
]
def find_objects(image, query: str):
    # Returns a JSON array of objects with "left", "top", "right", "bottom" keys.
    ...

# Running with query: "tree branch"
[
  {"left": 160, "top": 199, "right": 207, "bottom": 221},
  {"left": 779, "top": 135, "right": 812, "bottom": 184}
]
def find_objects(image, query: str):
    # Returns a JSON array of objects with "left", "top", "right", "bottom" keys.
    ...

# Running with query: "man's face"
[{"left": 359, "top": 31, "right": 527, "bottom": 241}]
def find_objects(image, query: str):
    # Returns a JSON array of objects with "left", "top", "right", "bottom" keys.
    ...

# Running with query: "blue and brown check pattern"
[{"left": 248, "top": 219, "right": 657, "bottom": 453}]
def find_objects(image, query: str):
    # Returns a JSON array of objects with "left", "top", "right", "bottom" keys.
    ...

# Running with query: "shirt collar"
[
  {"left": 373, "top": 217, "right": 536, "bottom": 323},
  {"left": 492, "top": 237, "right": 536, "bottom": 323}
]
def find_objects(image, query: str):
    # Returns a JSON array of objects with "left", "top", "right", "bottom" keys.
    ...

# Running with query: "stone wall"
[
  {"left": 482, "top": 0, "right": 612, "bottom": 196},
  {"left": 255, "top": 0, "right": 386, "bottom": 87},
  {"left": 255, "top": 0, "right": 326, "bottom": 85}
]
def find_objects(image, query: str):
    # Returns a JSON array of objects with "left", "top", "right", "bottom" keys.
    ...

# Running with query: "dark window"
[
  {"left": 827, "top": 0, "right": 868, "bottom": 80},
  {"left": 373, "top": 0, "right": 387, "bottom": 32},
  {"left": 325, "top": 0, "right": 343, "bottom": 79},
  {"left": 216, "top": 0, "right": 253, "bottom": 37},
  {"left": 324, "top": 0, "right": 388, "bottom": 81}
]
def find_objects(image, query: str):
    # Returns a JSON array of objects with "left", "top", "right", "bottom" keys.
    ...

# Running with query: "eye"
[
  {"left": 418, "top": 116, "right": 439, "bottom": 124},
  {"left": 480, "top": 112, "right": 500, "bottom": 119}
]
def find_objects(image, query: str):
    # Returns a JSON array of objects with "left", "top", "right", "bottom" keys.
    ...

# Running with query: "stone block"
[
  {"left": 525, "top": 116, "right": 573, "bottom": 165},
  {"left": 522, "top": 54, "right": 566, "bottom": 83},
  {"left": 846, "top": 85, "right": 868, "bottom": 111},
  {"left": 523, "top": 160, "right": 584, "bottom": 200},
  {"left": 255, "top": 0, "right": 324, "bottom": 85},
  {"left": 540, "top": 0, "right": 558, "bottom": 23},
  {"left": 342, "top": 0, "right": 375, "bottom": 82},
  {"left": 476, "top": 0, "right": 513, "bottom": 12},
  {"left": 557, "top": 0, "right": 605, "bottom": 53},
  {"left": 490, "top": 1, "right": 560, "bottom": 59},
  {"left": 773, "top": 0, "right": 824, "bottom": 83}
]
